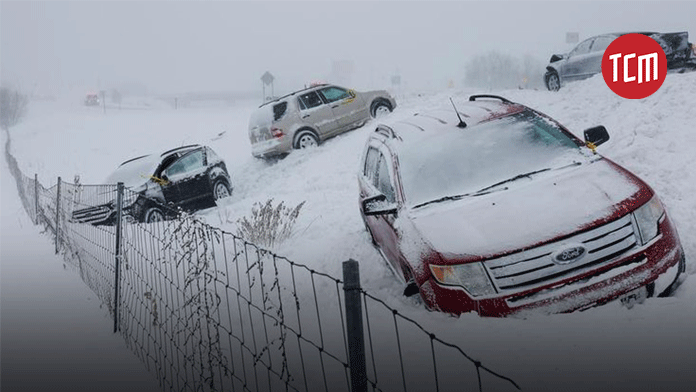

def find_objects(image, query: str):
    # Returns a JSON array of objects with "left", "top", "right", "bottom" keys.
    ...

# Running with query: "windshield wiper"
[
  {"left": 413, "top": 168, "right": 552, "bottom": 209},
  {"left": 475, "top": 168, "right": 551, "bottom": 194}
]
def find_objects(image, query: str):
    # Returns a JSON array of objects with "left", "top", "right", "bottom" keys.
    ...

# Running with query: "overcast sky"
[{"left": 2, "top": 1, "right": 696, "bottom": 96}]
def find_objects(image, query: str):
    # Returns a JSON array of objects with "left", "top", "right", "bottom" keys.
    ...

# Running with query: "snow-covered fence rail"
[{"left": 5, "top": 137, "right": 520, "bottom": 392}]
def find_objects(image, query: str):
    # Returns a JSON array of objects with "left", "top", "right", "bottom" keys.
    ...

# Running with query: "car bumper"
[
  {"left": 251, "top": 136, "right": 292, "bottom": 158},
  {"left": 419, "top": 213, "right": 684, "bottom": 317}
]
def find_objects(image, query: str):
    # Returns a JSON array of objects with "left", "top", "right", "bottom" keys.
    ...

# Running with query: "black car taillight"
[{"left": 271, "top": 127, "right": 284, "bottom": 138}]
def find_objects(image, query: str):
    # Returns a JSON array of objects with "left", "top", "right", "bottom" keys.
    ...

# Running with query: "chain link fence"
[{"left": 5, "top": 135, "right": 520, "bottom": 392}]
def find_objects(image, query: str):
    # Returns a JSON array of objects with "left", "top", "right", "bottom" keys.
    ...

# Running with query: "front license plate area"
[{"left": 619, "top": 286, "right": 648, "bottom": 309}]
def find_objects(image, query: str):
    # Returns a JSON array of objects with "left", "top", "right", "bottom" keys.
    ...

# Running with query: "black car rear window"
[{"left": 273, "top": 102, "right": 288, "bottom": 121}]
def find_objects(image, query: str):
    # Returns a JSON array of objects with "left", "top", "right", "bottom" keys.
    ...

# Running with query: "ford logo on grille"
[{"left": 552, "top": 245, "right": 586, "bottom": 265}]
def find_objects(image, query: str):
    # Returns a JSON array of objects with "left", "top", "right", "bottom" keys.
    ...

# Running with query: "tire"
[
  {"left": 143, "top": 206, "right": 165, "bottom": 223},
  {"left": 545, "top": 71, "right": 561, "bottom": 91},
  {"left": 213, "top": 179, "right": 232, "bottom": 201},
  {"left": 294, "top": 130, "right": 319, "bottom": 149},
  {"left": 371, "top": 100, "right": 392, "bottom": 118}
]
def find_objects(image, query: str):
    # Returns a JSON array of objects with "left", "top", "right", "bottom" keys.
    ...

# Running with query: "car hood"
[
  {"left": 105, "top": 155, "right": 160, "bottom": 189},
  {"left": 408, "top": 159, "right": 645, "bottom": 259}
]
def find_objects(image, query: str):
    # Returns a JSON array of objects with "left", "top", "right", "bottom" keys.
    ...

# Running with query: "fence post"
[
  {"left": 55, "top": 176, "right": 61, "bottom": 254},
  {"left": 113, "top": 182, "right": 124, "bottom": 333},
  {"left": 34, "top": 173, "right": 39, "bottom": 225},
  {"left": 343, "top": 259, "right": 367, "bottom": 392}
]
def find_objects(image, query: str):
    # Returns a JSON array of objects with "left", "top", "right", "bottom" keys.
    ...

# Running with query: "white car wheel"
[
  {"left": 144, "top": 206, "right": 164, "bottom": 223},
  {"left": 296, "top": 133, "right": 318, "bottom": 149},
  {"left": 546, "top": 72, "right": 561, "bottom": 91},
  {"left": 372, "top": 103, "right": 392, "bottom": 118},
  {"left": 213, "top": 180, "right": 231, "bottom": 200}
]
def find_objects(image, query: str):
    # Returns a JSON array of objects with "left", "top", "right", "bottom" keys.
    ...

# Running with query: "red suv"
[{"left": 358, "top": 95, "right": 685, "bottom": 317}]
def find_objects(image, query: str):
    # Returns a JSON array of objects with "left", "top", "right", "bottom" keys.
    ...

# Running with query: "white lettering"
[
  {"left": 638, "top": 52, "right": 658, "bottom": 83},
  {"left": 623, "top": 53, "right": 636, "bottom": 83},
  {"left": 609, "top": 53, "right": 622, "bottom": 82}
]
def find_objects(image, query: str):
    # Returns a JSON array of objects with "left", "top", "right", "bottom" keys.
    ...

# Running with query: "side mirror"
[
  {"left": 362, "top": 194, "right": 397, "bottom": 216},
  {"left": 583, "top": 125, "right": 610, "bottom": 148}
]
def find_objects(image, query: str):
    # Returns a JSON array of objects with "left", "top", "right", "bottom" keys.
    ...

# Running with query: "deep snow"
[
  {"left": 3, "top": 72, "right": 696, "bottom": 391},
  {"left": 0, "top": 133, "right": 161, "bottom": 391}
]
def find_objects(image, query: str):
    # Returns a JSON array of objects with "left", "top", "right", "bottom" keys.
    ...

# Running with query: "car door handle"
[
  {"left": 331, "top": 105, "right": 339, "bottom": 108},
  {"left": 302, "top": 114, "right": 310, "bottom": 119}
]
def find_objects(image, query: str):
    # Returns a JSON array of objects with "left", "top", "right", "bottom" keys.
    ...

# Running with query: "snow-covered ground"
[
  {"left": 3, "top": 73, "right": 695, "bottom": 391},
  {"left": 1, "top": 134, "right": 161, "bottom": 391}
]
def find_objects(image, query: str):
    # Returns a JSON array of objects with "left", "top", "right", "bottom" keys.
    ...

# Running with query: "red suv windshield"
[{"left": 400, "top": 110, "right": 586, "bottom": 208}]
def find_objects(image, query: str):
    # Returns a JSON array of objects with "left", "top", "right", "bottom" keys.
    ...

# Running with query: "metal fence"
[{"left": 4, "top": 136, "right": 520, "bottom": 392}]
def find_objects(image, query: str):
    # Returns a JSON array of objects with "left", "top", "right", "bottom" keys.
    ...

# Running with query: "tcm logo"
[{"left": 601, "top": 34, "right": 667, "bottom": 99}]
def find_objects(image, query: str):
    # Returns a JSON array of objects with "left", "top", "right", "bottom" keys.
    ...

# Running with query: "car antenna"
[{"left": 449, "top": 97, "right": 467, "bottom": 128}]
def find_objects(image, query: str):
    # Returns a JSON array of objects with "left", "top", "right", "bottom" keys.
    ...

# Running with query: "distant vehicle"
[
  {"left": 84, "top": 93, "right": 100, "bottom": 106},
  {"left": 72, "top": 145, "right": 232, "bottom": 225},
  {"left": 358, "top": 94, "right": 685, "bottom": 317},
  {"left": 544, "top": 32, "right": 696, "bottom": 91},
  {"left": 248, "top": 84, "right": 396, "bottom": 159}
]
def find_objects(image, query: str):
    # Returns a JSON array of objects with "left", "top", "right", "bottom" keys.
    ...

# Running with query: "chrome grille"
[
  {"left": 71, "top": 205, "right": 113, "bottom": 224},
  {"left": 485, "top": 215, "right": 638, "bottom": 294}
]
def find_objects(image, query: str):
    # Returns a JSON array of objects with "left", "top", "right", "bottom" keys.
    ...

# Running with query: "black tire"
[
  {"left": 370, "top": 100, "right": 392, "bottom": 118},
  {"left": 293, "top": 130, "right": 319, "bottom": 149},
  {"left": 212, "top": 179, "right": 232, "bottom": 201},
  {"left": 143, "top": 206, "right": 165, "bottom": 223},
  {"left": 545, "top": 71, "right": 561, "bottom": 91}
]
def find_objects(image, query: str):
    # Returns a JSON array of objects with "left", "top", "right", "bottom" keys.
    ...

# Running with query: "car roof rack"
[
  {"left": 160, "top": 144, "right": 201, "bottom": 157},
  {"left": 375, "top": 125, "right": 398, "bottom": 139},
  {"left": 119, "top": 154, "right": 150, "bottom": 167},
  {"left": 468, "top": 94, "right": 513, "bottom": 104}
]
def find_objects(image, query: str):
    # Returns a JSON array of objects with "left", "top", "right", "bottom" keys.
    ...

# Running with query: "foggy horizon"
[{"left": 2, "top": 1, "right": 696, "bottom": 97}]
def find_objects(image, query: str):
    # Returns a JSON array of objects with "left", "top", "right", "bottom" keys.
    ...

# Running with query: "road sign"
[{"left": 261, "top": 71, "right": 275, "bottom": 85}]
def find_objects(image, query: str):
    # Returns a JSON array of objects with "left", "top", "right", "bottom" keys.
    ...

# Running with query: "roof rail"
[
  {"left": 160, "top": 144, "right": 200, "bottom": 157},
  {"left": 375, "top": 125, "right": 397, "bottom": 139},
  {"left": 468, "top": 94, "right": 513, "bottom": 104}
]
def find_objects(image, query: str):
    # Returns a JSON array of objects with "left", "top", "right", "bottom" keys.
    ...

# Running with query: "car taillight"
[{"left": 271, "top": 127, "right": 284, "bottom": 138}]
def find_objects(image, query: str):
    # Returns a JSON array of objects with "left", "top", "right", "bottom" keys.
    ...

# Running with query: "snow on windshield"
[
  {"left": 104, "top": 155, "right": 161, "bottom": 188},
  {"left": 399, "top": 111, "right": 584, "bottom": 208}
]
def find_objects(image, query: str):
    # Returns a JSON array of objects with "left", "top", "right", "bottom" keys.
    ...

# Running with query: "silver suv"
[{"left": 248, "top": 84, "right": 396, "bottom": 158}]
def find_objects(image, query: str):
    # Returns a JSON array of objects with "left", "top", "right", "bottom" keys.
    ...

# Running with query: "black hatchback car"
[
  {"left": 544, "top": 31, "right": 696, "bottom": 91},
  {"left": 72, "top": 145, "right": 232, "bottom": 224}
]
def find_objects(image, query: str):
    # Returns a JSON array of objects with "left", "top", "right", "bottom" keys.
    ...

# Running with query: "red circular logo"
[{"left": 601, "top": 34, "right": 667, "bottom": 99}]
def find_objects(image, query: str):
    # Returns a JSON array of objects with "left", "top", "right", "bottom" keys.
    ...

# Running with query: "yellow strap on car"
[
  {"left": 142, "top": 174, "right": 169, "bottom": 186},
  {"left": 586, "top": 141, "right": 597, "bottom": 154}
]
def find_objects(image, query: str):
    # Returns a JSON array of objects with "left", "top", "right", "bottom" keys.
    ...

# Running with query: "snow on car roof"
[{"left": 383, "top": 99, "right": 527, "bottom": 145}]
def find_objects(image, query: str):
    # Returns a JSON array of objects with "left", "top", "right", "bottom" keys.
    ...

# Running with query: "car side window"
[
  {"left": 364, "top": 146, "right": 380, "bottom": 186},
  {"left": 591, "top": 36, "right": 614, "bottom": 53},
  {"left": 164, "top": 150, "right": 204, "bottom": 178},
  {"left": 318, "top": 86, "right": 350, "bottom": 103},
  {"left": 298, "top": 91, "right": 324, "bottom": 110},
  {"left": 376, "top": 154, "right": 395, "bottom": 203},
  {"left": 571, "top": 39, "right": 594, "bottom": 56}
]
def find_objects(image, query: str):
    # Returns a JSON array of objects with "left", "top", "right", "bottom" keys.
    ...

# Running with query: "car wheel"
[
  {"left": 143, "top": 206, "right": 165, "bottom": 223},
  {"left": 213, "top": 179, "right": 232, "bottom": 201},
  {"left": 371, "top": 101, "right": 392, "bottom": 118},
  {"left": 546, "top": 72, "right": 561, "bottom": 91},
  {"left": 294, "top": 131, "right": 318, "bottom": 149}
]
